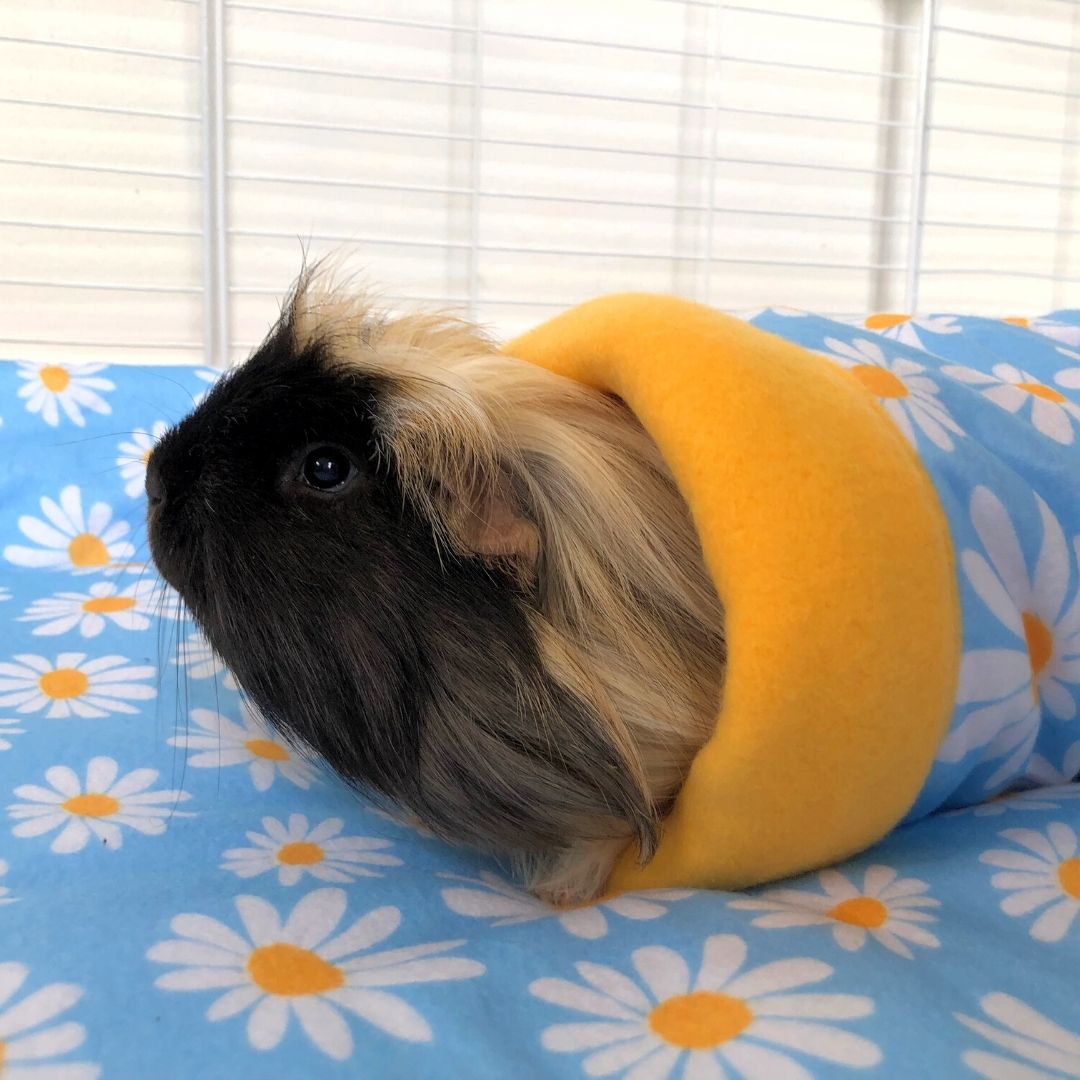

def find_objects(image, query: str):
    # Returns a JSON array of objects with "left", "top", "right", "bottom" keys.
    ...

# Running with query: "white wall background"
[{"left": 0, "top": 0, "right": 1078, "bottom": 366}]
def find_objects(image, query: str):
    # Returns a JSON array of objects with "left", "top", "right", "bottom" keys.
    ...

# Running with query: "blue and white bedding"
[{"left": 1, "top": 312, "right": 1079, "bottom": 1079}]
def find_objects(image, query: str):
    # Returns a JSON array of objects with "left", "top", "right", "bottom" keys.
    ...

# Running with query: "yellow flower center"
[
  {"left": 68, "top": 533, "right": 110, "bottom": 568},
  {"left": 62, "top": 793, "right": 119, "bottom": 818},
  {"left": 864, "top": 313, "right": 911, "bottom": 330},
  {"left": 277, "top": 841, "right": 324, "bottom": 866},
  {"left": 850, "top": 364, "right": 909, "bottom": 399},
  {"left": 82, "top": 595, "right": 136, "bottom": 614},
  {"left": 142, "top": 449, "right": 152, "bottom": 464},
  {"left": 649, "top": 992, "right": 753, "bottom": 1049},
  {"left": 39, "top": 668, "right": 90, "bottom": 700},
  {"left": 1058, "top": 858, "right": 1080, "bottom": 900},
  {"left": 0, "top": 1039, "right": 5, "bottom": 1070},
  {"left": 1023, "top": 613, "right": 1054, "bottom": 698},
  {"left": 247, "top": 943, "right": 345, "bottom": 996},
  {"left": 1002, "top": 317, "right": 1029, "bottom": 328},
  {"left": 827, "top": 896, "right": 888, "bottom": 928},
  {"left": 39, "top": 365, "right": 70, "bottom": 392},
  {"left": 245, "top": 739, "right": 289, "bottom": 762},
  {"left": 1016, "top": 382, "right": 1067, "bottom": 404}
]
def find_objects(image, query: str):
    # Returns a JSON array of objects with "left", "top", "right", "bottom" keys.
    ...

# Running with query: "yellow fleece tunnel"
[{"left": 504, "top": 294, "right": 961, "bottom": 894}]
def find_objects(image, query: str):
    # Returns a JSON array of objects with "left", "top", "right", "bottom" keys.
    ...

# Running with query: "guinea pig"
[{"left": 147, "top": 270, "right": 725, "bottom": 904}]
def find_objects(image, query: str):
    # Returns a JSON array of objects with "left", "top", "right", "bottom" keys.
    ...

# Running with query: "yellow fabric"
[{"left": 503, "top": 294, "right": 962, "bottom": 892}]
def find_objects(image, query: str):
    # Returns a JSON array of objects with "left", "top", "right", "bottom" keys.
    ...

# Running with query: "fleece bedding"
[{"left": 0, "top": 311, "right": 1078, "bottom": 1080}]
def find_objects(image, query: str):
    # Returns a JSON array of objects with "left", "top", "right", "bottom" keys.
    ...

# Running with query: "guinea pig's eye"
[{"left": 303, "top": 447, "right": 351, "bottom": 490}]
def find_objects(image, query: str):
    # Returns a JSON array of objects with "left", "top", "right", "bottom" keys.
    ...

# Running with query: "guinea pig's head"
[{"left": 147, "top": 275, "right": 661, "bottom": 867}]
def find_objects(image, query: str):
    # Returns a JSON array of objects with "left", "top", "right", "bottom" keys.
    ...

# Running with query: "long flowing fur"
[{"left": 292, "top": 275, "right": 726, "bottom": 902}]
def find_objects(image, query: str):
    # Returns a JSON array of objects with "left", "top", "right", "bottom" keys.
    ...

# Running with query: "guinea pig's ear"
[
  {"left": 362, "top": 354, "right": 540, "bottom": 574},
  {"left": 459, "top": 484, "right": 539, "bottom": 568}
]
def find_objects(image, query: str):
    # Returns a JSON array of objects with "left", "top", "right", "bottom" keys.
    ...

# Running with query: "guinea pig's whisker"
[
  {"left": 51, "top": 430, "right": 147, "bottom": 447},
  {"left": 113, "top": 501, "right": 151, "bottom": 532},
  {"left": 162, "top": 624, "right": 191, "bottom": 827},
  {"left": 126, "top": 370, "right": 199, "bottom": 409},
  {"left": 119, "top": 539, "right": 153, "bottom": 582},
  {"left": 170, "top": 616, "right": 192, "bottom": 805},
  {"left": 86, "top": 464, "right": 137, "bottom": 482}
]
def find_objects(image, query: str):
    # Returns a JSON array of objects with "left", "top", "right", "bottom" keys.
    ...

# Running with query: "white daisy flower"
[
  {"left": 117, "top": 421, "right": 169, "bottom": 498},
  {"left": 981, "top": 822, "right": 1080, "bottom": 943},
  {"left": 148, "top": 887, "right": 484, "bottom": 1060},
  {"left": 1002, "top": 317, "right": 1080, "bottom": 347},
  {"left": 1055, "top": 346, "right": 1080, "bottom": 398},
  {"left": 173, "top": 632, "right": 238, "bottom": 691},
  {"left": 440, "top": 870, "right": 692, "bottom": 940},
  {"left": 818, "top": 336, "right": 963, "bottom": 451},
  {"left": 0, "top": 859, "right": 13, "bottom": 905},
  {"left": 970, "top": 784, "right": 1080, "bottom": 818},
  {"left": 963, "top": 745, "right": 1080, "bottom": 817},
  {"left": 0, "top": 962, "right": 100, "bottom": 1079},
  {"left": 862, "top": 313, "right": 961, "bottom": 350},
  {"left": 16, "top": 361, "right": 113, "bottom": 428},
  {"left": 3, "top": 485, "right": 137, "bottom": 575},
  {"left": 729, "top": 864, "right": 939, "bottom": 960},
  {"left": 0, "top": 653, "right": 156, "bottom": 719},
  {"left": 8, "top": 756, "right": 192, "bottom": 854},
  {"left": 938, "top": 487, "right": 1080, "bottom": 788},
  {"left": 222, "top": 814, "right": 401, "bottom": 885},
  {"left": 957, "top": 991, "right": 1080, "bottom": 1079},
  {"left": 942, "top": 360, "right": 1080, "bottom": 445},
  {"left": 18, "top": 579, "right": 179, "bottom": 638},
  {"left": 0, "top": 719, "right": 25, "bottom": 751},
  {"left": 168, "top": 701, "right": 316, "bottom": 792},
  {"left": 531, "top": 933, "right": 880, "bottom": 1078},
  {"left": 1027, "top": 742, "right": 1080, "bottom": 787}
]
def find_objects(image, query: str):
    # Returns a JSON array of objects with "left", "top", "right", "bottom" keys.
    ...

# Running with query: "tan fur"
[{"left": 292, "top": 274, "right": 725, "bottom": 904}]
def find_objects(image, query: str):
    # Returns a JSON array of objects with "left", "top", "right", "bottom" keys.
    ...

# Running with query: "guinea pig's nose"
[{"left": 145, "top": 454, "right": 166, "bottom": 508}]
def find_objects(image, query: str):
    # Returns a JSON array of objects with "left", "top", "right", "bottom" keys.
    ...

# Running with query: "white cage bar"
[{"left": 0, "top": 0, "right": 1077, "bottom": 365}]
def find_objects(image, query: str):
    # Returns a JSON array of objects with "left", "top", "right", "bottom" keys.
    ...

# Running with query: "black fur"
[{"left": 148, "top": 310, "right": 655, "bottom": 859}]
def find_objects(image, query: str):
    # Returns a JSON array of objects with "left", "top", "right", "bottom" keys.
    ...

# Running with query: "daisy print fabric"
[
  {"left": 221, "top": 814, "right": 402, "bottom": 885},
  {"left": 0, "top": 335, "right": 1079, "bottom": 1078},
  {"left": 16, "top": 361, "right": 113, "bottom": 428},
  {"left": 753, "top": 307, "right": 1080, "bottom": 821},
  {"left": 727, "top": 865, "right": 940, "bottom": 960}
]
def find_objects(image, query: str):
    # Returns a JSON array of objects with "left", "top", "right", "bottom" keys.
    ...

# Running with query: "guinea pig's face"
[
  {"left": 146, "top": 313, "right": 530, "bottom": 802},
  {"left": 148, "top": 326, "right": 385, "bottom": 618}
]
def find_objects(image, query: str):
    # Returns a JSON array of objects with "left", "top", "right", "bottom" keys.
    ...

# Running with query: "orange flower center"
[
  {"left": 1023, "top": 613, "right": 1053, "bottom": 699},
  {"left": 277, "top": 841, "right": 324, "bottom": 866},
  {"left": 864, "top": 313, "right": 911, "bottom": 330},
  {"left": 39, "top": 365, "right": 70, "bottom": 392},
  {"left": 1002, "top": 317, "right": 1029, "bottom": 328},
  {"left": 1058, "top": 858, "right": 1080, "bottom": 900},
  {"left": 245, "top": 739, "right": 289, "bottom": 761},
  {"left": 68, "top": 533, "right": 110, "bottom": 568},
  {"left": 39, "top": 668, "right": 90, "bottom": 700},
  {"left": 141, "top": 449, "right": 152, "bottom": 464},
  {"left": 82, "top": 595, "right": 136, "bottom": 614},
  {"left": 828, "top": 896, "right": 888, "bottom": 928},
  {"left": 850, "top": 365, "right": 909, "bottom": 399},
  {"left": 649, "top": 992, "right": 753, "bottom": 1049},
  {"left": 1016, "top": 382, "right": 1067, "bottom": 404},
  {"left": 247, "top": 943, "right": 345, "bottom": 996},
  {"left": 0, "top": 1039, "right": 5, "bottom": 1070},
  {"left": 62, "top": 793, "right": 119, "bottom": 818}
]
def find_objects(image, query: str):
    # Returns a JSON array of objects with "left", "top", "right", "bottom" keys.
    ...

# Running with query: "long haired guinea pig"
[{"left": 147, "top": 272, "right": 725, "bottom": 904}]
